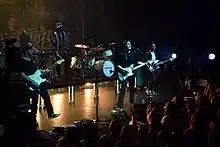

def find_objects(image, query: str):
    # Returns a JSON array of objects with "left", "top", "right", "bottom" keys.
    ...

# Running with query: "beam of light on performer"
[
  {"left": 171, "top": 53, "right": 177, "bottom": 59},
  {"left": 208, "top": 53, "right": 215, "bottom": 60}
]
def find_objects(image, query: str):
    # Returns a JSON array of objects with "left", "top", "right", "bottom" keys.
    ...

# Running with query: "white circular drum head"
[{"left": 103, "top": 60, "right": 115, "bottom": 77}]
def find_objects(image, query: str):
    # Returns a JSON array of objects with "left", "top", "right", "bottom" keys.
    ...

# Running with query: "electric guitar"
[
  {"left": 147, "top": 57, "right": 175, "bottom": 72},
  {"left": 26, "top": 59, "right": 65, "bottom": 91},
  {"left": 117, "top": 61, "right": 149, "bottom": 81}
]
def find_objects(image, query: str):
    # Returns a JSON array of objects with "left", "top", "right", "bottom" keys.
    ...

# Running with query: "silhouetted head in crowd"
[
  {"left": 164, "top": 101, "right": 176, "bottom": 116},
  {"left": 146, "top": 103, "right": 155, "bottom": 115},
  {"left": 109, "top": 120, "right": 122, "bottom": 141},
  {"left": 147, "top": 110, "right": 158, "bottom": 125},
  {"left": 99, "top": 134, "right": 114, "bottom": 147}
]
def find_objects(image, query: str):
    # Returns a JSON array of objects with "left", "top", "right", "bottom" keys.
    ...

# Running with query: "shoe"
[{"left": 49, "top": 113, "right": 60, "bottom": 119}]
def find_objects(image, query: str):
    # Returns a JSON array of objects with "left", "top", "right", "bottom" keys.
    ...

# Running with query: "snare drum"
[
  {"left": 103, "top": 49, "right": 113, "bottom": 59},
  {"left": 94, "top": 60, "right": 115, "bottom": 77}
]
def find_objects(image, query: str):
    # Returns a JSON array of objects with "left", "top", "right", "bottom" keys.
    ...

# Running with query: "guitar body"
[
  {"left": 118, "top": 66, "right": 133, "bottom": 81},
  {"left": 27, "top": 70, "right": 46, "bottom": 91},
  {"left": 147, "top": 60, "right": 159, "bottom": 72}
]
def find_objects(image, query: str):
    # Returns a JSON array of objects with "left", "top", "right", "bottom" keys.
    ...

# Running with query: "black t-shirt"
[
  {"left": 19, "top": 32, "right": 31, "bottom": 51},
  {"left": 115, "top": 49, "right": 138, "bottom": 68},
  {"left": 21, "top": 58, "right": 38, "bottom": 76}
]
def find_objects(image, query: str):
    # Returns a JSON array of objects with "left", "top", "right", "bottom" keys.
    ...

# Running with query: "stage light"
[
  {"left": 208, "top": 53, "right": 215, "bottom": 60},
  {"left": 171, "top": 53, "right": 177, "bottom": 59}
]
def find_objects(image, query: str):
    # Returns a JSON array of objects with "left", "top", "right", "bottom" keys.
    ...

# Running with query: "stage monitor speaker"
[
  {"left": 10, "top": 82, "right": 30, "bottom": 108},
  {"left": 0, "top": 69, "right": 10, "bottom": 124},
  {"left": 0, "top": 54, "right": 5, "bottom": 69}
]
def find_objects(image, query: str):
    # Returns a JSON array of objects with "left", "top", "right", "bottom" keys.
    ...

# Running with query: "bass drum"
[{"left": 94, "top": 60, "right": 115, "bottom": 77}]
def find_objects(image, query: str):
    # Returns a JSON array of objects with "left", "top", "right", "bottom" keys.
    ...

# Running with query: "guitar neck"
[
  {"left": 133, "top": 63, "right": 146, "bottom": 71},
  {"left": 47, "top": 63, "right": 59, "bottom": 71},
  {"left": 158, "top": 59, "right": 170, "bottom": 65}
]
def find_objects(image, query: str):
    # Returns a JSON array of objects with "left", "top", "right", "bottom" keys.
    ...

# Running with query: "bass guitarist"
[
  {"left": 144, "top": 42, "right": 158, "bottom": 94},
  {"left": 20, "top": 33, "right": 60, "bottom": 121},
  {"left": 115, "top": 40, "right": 139, "bottom": 109}
]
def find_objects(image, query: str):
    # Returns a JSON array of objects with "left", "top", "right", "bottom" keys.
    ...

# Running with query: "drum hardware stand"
[
  {"left": 93, "top": 67, "right": 110, "bottom": 123},
  {"left": 73, "top": 56, "right": 95, "bottom": 78}
]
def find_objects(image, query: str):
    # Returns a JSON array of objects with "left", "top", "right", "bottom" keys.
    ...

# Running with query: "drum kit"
[{"left": 71, "top": 42, "right": 117, "bottom": 78}]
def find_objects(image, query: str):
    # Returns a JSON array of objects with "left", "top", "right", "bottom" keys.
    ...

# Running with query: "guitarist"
[
  {"left": 19, "top": 28, "right": 40, "bottom": 56},
  {"left": 20, "top": 42, "right": 60, "bottom": 120},
  {"left": 115, "top": 40, "right": 139, "bottom": 109}
]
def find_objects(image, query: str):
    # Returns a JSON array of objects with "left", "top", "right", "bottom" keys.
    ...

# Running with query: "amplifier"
[{"left": 0, "top": 54, "right": 5, "bottom": 68}]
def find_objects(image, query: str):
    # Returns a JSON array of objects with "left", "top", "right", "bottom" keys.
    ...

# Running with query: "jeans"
[
  {"left": 29, "top": 84, "right": 54, "bottom": 117},
  {"left": 148, "top": 70, "right": 157, "bottom": 91},
  {"left": 117, "top": 76, "right": 135, "bottom": 109}
]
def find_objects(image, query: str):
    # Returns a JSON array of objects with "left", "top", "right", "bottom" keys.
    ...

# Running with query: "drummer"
[
  {"left": 84, "top": 37, "right": 105, "bottom": 51},
  {"left": 84, "top": 37, "right": 106, "bottom": 65}
]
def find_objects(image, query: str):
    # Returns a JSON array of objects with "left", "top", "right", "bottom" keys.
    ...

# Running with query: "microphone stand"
[{"left": 75, "top": 56, "right": 103, "bottom": 122}]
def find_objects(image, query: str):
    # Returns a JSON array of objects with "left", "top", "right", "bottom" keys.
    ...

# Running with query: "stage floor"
[{"left": 37, "top": 87, "right": 130, "bottom": 130}]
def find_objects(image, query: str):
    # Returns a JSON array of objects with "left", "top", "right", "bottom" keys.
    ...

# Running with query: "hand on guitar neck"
[{"left": 40, "top": 69, "right": 51, "bottom": 75}]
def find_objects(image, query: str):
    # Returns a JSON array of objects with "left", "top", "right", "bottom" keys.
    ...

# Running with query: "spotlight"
[
  {"left": 208, "top": 53, "right": 215, "bottom": 60},
  {"left": 171, "top": 53, "right": 177, "bottom": 59}
]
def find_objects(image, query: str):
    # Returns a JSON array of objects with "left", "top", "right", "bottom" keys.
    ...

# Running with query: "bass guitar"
[
  {"left": 118, "top": 57, "right": 175, "bottom": 81},
  {"left": 147, "top": 57, "right": 175, "bottom": 72},
  {"left": 26, "top": 59, "right": 65, "bottom": 91}
]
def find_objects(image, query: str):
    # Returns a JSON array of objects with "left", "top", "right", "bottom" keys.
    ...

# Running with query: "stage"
[
  {"left": 3, "top": 67, "right": 174, "bottom": 130},
  {"left": 36, "top": 87, "right": 130, "bottom": 130}
]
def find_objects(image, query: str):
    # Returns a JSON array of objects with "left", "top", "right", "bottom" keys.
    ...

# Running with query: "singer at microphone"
[{"left": 114, "top": 39, "right": 139, "bottom": 109}]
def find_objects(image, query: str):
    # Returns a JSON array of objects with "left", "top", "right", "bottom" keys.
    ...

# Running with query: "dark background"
[{"left": 0, "top": 0, "right": 219, "bottom": 69}]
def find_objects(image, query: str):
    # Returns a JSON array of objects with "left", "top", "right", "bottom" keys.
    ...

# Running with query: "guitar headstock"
[
  {"left": 56, "top": 59, "right": 65, "bottom": 64},
  {"left": 169, "top": 57, "right": 176, "bottom": 61}
]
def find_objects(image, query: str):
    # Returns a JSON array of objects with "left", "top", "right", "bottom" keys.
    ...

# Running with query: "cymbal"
[
  {"left": 75, "top": 44, "right": 89, "bottom": 49},
  {"left": 90, "top": 47, "right": 105, "bottom": 51},
  {"left": 108, "top": 42, "right": 117, "bottom": 45}
]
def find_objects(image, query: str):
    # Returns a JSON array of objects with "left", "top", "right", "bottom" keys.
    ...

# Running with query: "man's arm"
[
  {"left": 27, "top": 42, "right": 40, "bottom": 53},
  {"left": 21, "top": 72, "right": 34, "bottom": 83},
  {"left": 40, "top": 69, "right": 51, "bottom": 74},
  {"left": 64, "top": 32, "right": 69, "bottom": 51}
]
